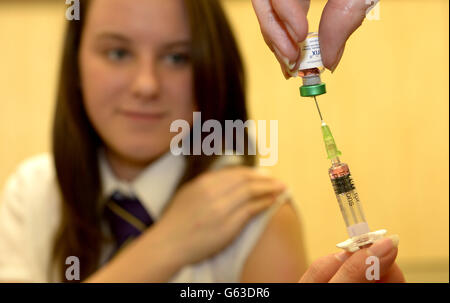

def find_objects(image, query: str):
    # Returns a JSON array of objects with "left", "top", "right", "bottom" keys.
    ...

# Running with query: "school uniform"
[{"left": 0, "top": 151, "right": 296, "bottom": 282}]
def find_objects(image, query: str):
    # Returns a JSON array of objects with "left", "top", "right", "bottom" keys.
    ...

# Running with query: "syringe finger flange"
[{"left": 336, "top": 229, "right": 387, "bottom": 252}]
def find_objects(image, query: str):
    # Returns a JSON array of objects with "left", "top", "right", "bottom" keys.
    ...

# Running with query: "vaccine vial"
[{"left": 298, "top": 32, "right": 326, "bottom": 97}]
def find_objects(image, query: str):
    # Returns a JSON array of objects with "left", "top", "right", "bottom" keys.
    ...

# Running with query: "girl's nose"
[{"left": 131, "top": 58, "right": 160, "bottom": 101}]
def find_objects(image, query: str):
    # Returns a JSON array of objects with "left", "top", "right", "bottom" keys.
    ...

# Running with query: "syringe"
[
  {"left": 296, "top": 31, "right": 387, "bottom": 251},
  {"left": 313, "top": 96, "right": 386, "bottom": 252}
]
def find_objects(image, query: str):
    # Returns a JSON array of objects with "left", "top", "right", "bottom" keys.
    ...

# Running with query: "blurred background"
[{"left": 0, "top": 0, "right": 448, "bottom": 282}]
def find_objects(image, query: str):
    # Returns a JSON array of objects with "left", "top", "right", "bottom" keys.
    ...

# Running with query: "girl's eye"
[
  {"left": 165, "top": 52, "right": 190, "bottom": 66},
  {"left": 106, "top": 48, "right": 131, "bottom": 62}
]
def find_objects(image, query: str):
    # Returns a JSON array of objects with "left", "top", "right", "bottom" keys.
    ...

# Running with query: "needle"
[{"left": 313, "top": 96, "right": 324, "bottom": 121}]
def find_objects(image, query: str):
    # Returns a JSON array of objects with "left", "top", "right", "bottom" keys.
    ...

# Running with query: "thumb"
[
  {"left": 319, "top": 0, "right": 379, "bottom": 72},
  {"left": 298, "top": 251, "right": 351, "bottom": 283},
  {"left": 329, "top": 235, "right": 400, "bottom": 283}
]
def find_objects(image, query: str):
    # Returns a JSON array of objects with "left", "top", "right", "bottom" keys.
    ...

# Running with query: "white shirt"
[{"left": 0, "top": 152, "right": 294, "bottom": 282}]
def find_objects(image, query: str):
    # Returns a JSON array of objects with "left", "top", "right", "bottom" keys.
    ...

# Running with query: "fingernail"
[
  {"left": 389, "top": 234, "right": 400, "bottom": 247},
  {"left": 367, "top": 235, "right": 399, "bottom": 258},
  {"left": 286, "top": 60, "right": 296, "bottom": 71},
  {"left": 273, "top": 45, "right": 296, "bottom": 72},
  {"left": 330, "top": 60, "right": 338, "bottom": 73},
  {"left": 287, "top": 68, "right": 298, "bottom": 78},
  {"left": 335, "top": 251, "right": 351, "bottom": 262},
  {"left": 330, "top": 60, "right": 339, "bottom": 74}
]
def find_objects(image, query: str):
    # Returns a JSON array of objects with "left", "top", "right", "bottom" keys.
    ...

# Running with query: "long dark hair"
[{"left": 51, "top": 0, "right": 254, "bottom": 282}]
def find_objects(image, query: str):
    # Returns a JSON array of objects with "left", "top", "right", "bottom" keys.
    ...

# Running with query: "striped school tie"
[{"left": 103, "top": 191, "right": 154, "bottom": 255}]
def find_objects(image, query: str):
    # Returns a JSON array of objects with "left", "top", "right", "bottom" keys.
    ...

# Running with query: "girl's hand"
[
  {"left": 299, "top": 235, "right": 406, "bottom": 283},
  {"left": 154, "top": 166, "right": 286, "bottom": 266}
]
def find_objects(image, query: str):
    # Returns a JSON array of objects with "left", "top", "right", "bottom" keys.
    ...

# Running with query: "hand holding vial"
[{"left": 251, "top": 0, "right": 378, "bottom": 78}]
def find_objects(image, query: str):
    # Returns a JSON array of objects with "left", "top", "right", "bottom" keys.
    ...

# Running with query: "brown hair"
[{"left": 51, "top": 0, "right": 254, "bottom": 282}]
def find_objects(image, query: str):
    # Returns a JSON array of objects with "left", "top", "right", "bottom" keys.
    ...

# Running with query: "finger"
[
  {"left": 251, "top": 0, "right": 304, "bottom": 77},
  {"left": 329, "top": 235, "right": 399, "bottom": 283},
  {"left": 271, "top": 0, "right": 310, "bottom": 43},
  {"left": 299, "top": 252, "right": 350, "bottom": 283},
  {"left": 198, "top": 167, "right": 275, "bottom": 196},
  {"left": 319, "top": 0, "right": 378, "bottom": 72},
  {"left": 224, "top": 178, "right": 287, "bottom": 214},
  {"left": 272, "top": 48, "right": 292, "bottom": 79},
  {"left": 208, "top": 166, "right": 272, "bottom": 183},
  {"left": 228, "top": 196, "right": 276, "bottom": 232},
  {"left": 378, "top": 263, "right": 406, "bottom": 283}
]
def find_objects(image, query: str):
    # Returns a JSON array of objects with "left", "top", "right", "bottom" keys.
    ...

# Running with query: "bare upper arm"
[{"left": 239, "top": 200, "right": 308, "bottom": 283}]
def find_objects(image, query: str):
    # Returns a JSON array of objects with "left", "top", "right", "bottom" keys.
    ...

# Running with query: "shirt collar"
[{"left": 99, "top": 150, "right": 186, "bottom": 219}]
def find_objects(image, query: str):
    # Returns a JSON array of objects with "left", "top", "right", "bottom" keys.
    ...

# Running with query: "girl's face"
[{"left": 79, "top": 0, "right": 194, "bottom": 169}]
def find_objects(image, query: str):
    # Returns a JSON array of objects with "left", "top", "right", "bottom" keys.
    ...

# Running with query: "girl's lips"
[{"left": 120, "top": 110, "right": 167, "bottom": 121}]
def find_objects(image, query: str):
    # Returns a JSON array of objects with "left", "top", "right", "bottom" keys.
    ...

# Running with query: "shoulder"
[
  {"left": 239, "top": 194, "right": 307, "bottom": 282},
  {"left": 0, "top": 153, "right": 60, "bottom": 282},
  {"left": 205, "top": 155, "right": 306, "bottom": 281},
  {"left": 1, "top": 153, "right": 58, "bottom": 212},
  {"left": 5, "top": 153, "right": 54, "bottom": 186}
]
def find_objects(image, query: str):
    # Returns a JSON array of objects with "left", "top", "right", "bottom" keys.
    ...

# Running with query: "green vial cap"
[
  {"left": 299, "top": 83, "right": 327, "bottom": 97},
  {"left": 321, "top": 122, "right": 342, "bottom": 159}
]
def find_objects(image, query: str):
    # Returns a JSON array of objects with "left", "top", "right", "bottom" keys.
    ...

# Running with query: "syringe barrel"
[{"left": 329, "top": 162, "right": 370, "bottom": 237}]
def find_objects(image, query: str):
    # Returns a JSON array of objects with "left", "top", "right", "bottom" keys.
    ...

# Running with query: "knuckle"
[
  {"left": 248, "top": 182, "right": 258, "bottom": 195},
  {"left": 194, "top": 174, "right": 209, "bottom": 189},
  {"left": 238, "top": 169, "right": 253, "bottom": 183},
  {"left": 200, "top": 172, "right": 213, "bottom": 185},
  {"left": 243, "top": 183, "right": 258, "bottom": 199},
  {"left": 220, "top": 166, "right": 250, "bottom": 182},
  {"left": 199, "top": 178, "right": 214, "bottom": 194}
]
